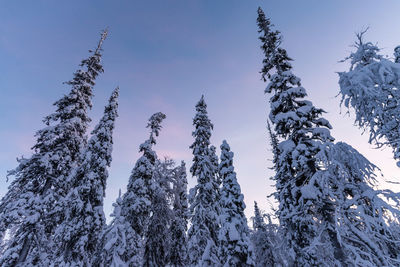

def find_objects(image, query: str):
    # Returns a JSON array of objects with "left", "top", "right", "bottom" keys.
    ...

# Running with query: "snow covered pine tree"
[
  {"left": 143, "top": 158, "right": 175, "bottom": 267},
  {"left": 257, "top": 7, "right": 400, "bottom": 266},
  {"left": 257, "top": 8, "right": 342, "bottom": 265},
  {"left": 120, "top": 112, "right": 166, "bottom": 265},
  {"left": 0, "top": 30, "right": 107, "bottom": 266},
  {"left": 187, "top": 96, "right": 220, "bottom": 266},
  {"left": 54, "top": 87, "right": 119, "bottom": 266},
  {"left": 100, "top": 190, "right": 141, "bottom": 267},
  {"left": 251, "top": 201, "right": 282, "bottom": 267},
  {"left": 338, "top": 30, "right": 400, "bottom": 167},
  {"left": 218, "top": 140, "right": 255, "bottom": 267}
]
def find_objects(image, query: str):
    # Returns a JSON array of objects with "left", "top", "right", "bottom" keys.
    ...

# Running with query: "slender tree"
[
  {"left": 168, "top": 161, "right": 189, "bottom": 266},
  {"left": 54, "top": 87, "right": 119, "bottom": 266},
  {"left": 250, "top": 202, "right": 282, "bottom": 267},
  {"left": 187, "top": 96, "right": 220, "bottom": 266},
  {"left": 218, "top": 140, "right": 255, "bottom": 267},
  {"left": 121, "top": 112, "right": 166, "bottom": 264},
  {"left": 143, "top": 158, "right": 175, "bottom": 267},
  {"left": 0, "top": 30, "right": 107, "bottom": 266},
  {"left": 257, "top": 8, "right": 343, "bottom": 265}
]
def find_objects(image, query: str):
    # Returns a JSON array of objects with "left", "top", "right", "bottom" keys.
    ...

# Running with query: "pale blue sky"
[{"left": 1, "top": 0, "right": 400, "bottom": 220}]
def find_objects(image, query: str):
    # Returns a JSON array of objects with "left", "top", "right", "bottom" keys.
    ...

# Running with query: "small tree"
[
  {"left": 100, "top": 190, "right": 141, "bottom": 267},
  {"left": 218, "top": 140, "right": 255, "bottom": 267},
  {"left": 250, "top": 202, "right": 282, "bottom": 267},
  {"left": 54, "top": 87, "right": 119, "bottom": 266},
  {"left": 168, "top": 161, "right": 189, "bottom": 266}
]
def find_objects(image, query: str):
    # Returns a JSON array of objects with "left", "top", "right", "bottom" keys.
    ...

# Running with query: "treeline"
[{"left": 1, "top": 7, "right": 400, "bottom": 267}]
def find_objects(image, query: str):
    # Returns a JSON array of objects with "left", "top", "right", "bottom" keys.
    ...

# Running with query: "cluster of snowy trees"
[
  {"left": 256, "top": 7, "right": 400, "bottom": 267},
  {"left": 2, "top": 7, "right": 400, "bottom": 267},
  {"left": 0, "top": 30, "right": 254, "bottom": 266}
]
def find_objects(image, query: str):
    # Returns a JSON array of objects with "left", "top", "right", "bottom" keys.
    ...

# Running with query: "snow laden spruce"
[
  {"left": 54, "top": 87, "right": 120, "bottom": 266},
  {"left": 257, "top": 7, "right": 400, "bottom": 267},
  {"left": 119, "top": 112, "right": 166, "bottom": 265},
  {"left": 251, "top": 201, "right": 282, "bottom": 266},
  {"left": 187, "top": 96, "right": 221, "bottom": 266},
  {"left": 0, "top": 30, "right": 107, "bottom": 266},
  {"left": 218, "top": 140, "right": 255, "bottom": 267},
  {"left": 100, "top": 190, "right": 141, "bottom": 267}
]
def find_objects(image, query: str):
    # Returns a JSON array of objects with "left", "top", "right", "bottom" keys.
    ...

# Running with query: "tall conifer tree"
[
  {"left": 121, "top": 112, "right": 166, "bottom": 263},
  {"left": 256, "top": 8, "right": 344, "bottom": 265},
  {"left": 0, "top": 30, "right": 107, "bottom": 266},
  {"left": 187, "top": 96, "right": 220, "bottom": 266},
  {"left": 218, "top": 140, "right": 255, "bottom": 267},
  {"left": 257, "top": 8, "right": 400, "bottom": 266},
  {"left": 54, "top": 87, "right": 119, "bottom": 266}
]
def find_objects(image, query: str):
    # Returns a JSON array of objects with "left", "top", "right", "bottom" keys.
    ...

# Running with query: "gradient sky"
[{"left": 2, "top": 0, "right": 400, "bottom": 221}]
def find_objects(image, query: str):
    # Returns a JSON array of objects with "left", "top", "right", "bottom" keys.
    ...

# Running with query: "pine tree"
[
  {"left": 250, "top": 202, "right": 282, "bottom": 267},
  {"left": 168, "top": 161, "right": 189, "bottom": 267},
  {"left": 54, "top": 87, "right": 119, "bottom": 266},
  {"left": 321, "top": 142, "right": 400, "bottom": 266},
  {"left": 0, "top": 30, "right": 107, "bottom": 266},
  {"left": 338, "top": 31, "right": 400, "bottom": 167},
  {"left": 100, "top": 190, "right": 141, "bottom": 267},
  {"left": 143, "top": 158, "right": 175, "bottom": 267},
  {"left": 257, "top": 8, "right": 343, "bottom": 265},
  {"left": 258, "top": 8, "right": 400, "bottom": 266},
  {"left": 252, "top": 202, "right": 265, "bottom": 233},
  {"left": 187, "top": 95, "right": 220, "bottom": 266},
  {"left": 121, "top": 112, "right": 166, "bottom": 263},
  {"left": 218, "top": 140, "right": 255, "bottom": 267}
]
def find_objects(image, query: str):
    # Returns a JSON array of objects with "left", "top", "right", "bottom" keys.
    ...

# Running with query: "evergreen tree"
[
  {"left": 100, "top": 190, "right": 141, "bottom": 267},
  {"left": 187, "top": 96, "right": 220, "bottom": 266},
  {"left": 258, "top": 8, "right": 400, "bottom": 266},
  {"left": 168, "top": 161, "right": 189, "bottom": 267},
  {"left": 143, "top": 158, "right": 174, "bottom": 267},
  {"left": 338, "top": 31, "right": 400, "bottom": 167},
  {"left": 0, "top": 30, "right": 107, "bottom": 266},
  {"left": 218, "top": 140, "right": 255, "bottom": 267},
  {"left": 252, "top": 202, "right": 265, "bottom": 233},
  {"left": 257, "top": 8, "right": 344, "bottom": 265},
  {"left": 54, "top": 87, "right": 119, "bottom": 266},
  {"left": 121, "top": 112, "right": 166, "bottom": 263},
  {"left": 250, "top": 202, "right": 282, "bottom": 267},
  {"left": 320, "top": 142, "right": 400, "bottom": 266}
]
